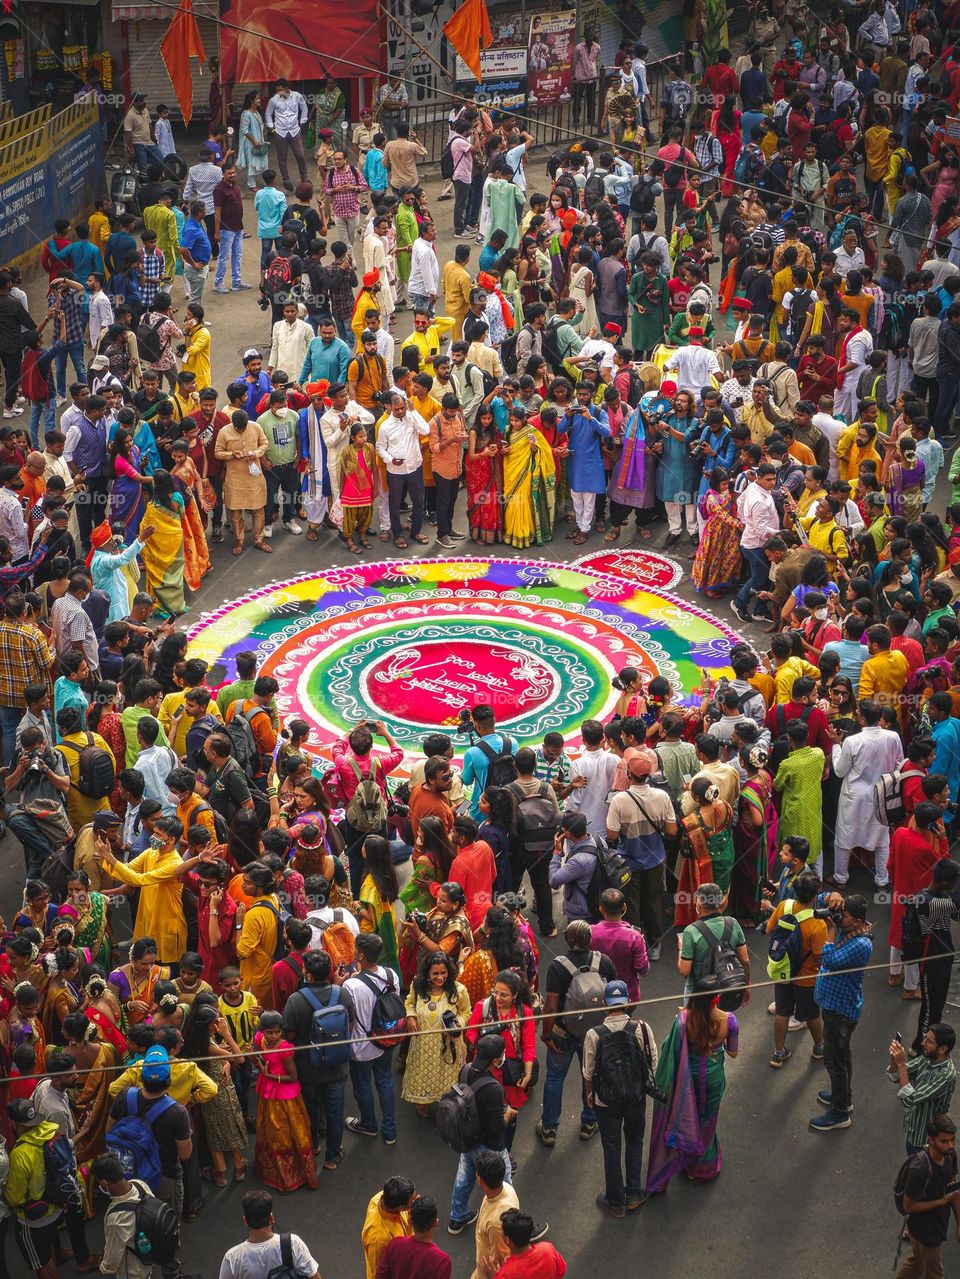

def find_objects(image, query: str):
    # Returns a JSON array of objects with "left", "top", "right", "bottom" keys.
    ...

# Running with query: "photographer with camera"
[
  {"left": 5, "top": 723, "right": 72, "bottom": 879},
  {"left": 889, "top": 1024, "right": 957, "bottom": 1157},
  {"left": 809, "top": 891, "right": 873, "bottom": 1131}
]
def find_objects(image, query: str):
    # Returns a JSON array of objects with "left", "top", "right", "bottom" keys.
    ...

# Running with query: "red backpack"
[{"left": 20, "top": 349, "right": 48, "bottom": 403}]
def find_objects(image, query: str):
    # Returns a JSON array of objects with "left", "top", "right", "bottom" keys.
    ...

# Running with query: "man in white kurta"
[
  {"left": 831, "top": 706, "right": 904, "bottom": 888},
  {"left": 320, "top": 384, "right": 374, "bottom": 500}
]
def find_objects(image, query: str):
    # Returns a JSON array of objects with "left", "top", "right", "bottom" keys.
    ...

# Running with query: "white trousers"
[
  {"left": 377, "top": 489, "right": 390, "bottom": 531},
  {"left": 665, "top": 500, "right": 696, "bottom": 534},
  {"left": 303, "top": 494, "right": 327, "bottom": 526},
  {"left": 834, "top": 833, "right": 890, "bottom": 886},
  {"left": 571, "top": 491, "right": 596, "bottom": 533},
  {"left": 889, "top": 946, "right": 919, "bottom": 991}
]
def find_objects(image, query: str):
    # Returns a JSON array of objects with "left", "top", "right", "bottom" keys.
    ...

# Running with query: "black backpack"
[
  {"left": 501, "top": 327, "right": 526, "bottom": 376},
  {"left": 894, "top": 1151, "right": 934, "bottom": 1215},
  {"left": 663, "top": 162, "right": 683, "bottom": 189},
  {"left": 435, "top": 1073, "right": 500, "bottom": 1153},
  {"left": 623, "top": 367, "right": 644, "bottom": 408},
  {"left": 477, "top": 735, "right": 518, "bottom": 787},
  {"left": 281, "top": 207, "right": 313, "bottom": 256},
  {"left": 59, "top": 731, "right": 116, "bottom": 800},
  {"left": 136, "top": 314, "right": 166, "bottom": 364},
  {"left": 788, "top": 288, "right": 814, "bottom": 341},
  {"left": 593, "top": 1022, "right": 664, "bottom": 1106},
  {"left": 106, "top": 1180, "right": 180, "bottom": 1268},
  {"left": 541, "top": 319, "right": 567, "bottom": 376},
  {"left": 693, "top": 917, "right": 746, "bottom": 1011},
  {"left": 900, "top": 890, "right": 930, "bottom": 963},
  {"left": 630, "top": 174, "right": 659, "bottom": 215},
  {"left": 768, "top": 704, "right": 813, "bottom": 777},
  {"left": 439, "top": 140, "right": 455, "bottom": 180},
  {"left": 266, "top": 1233, "right": 301, "bottom": 1279},
  {"left": 585, "top": 837, "right": 632, "bottom": 921},
  {"left": 583, "top": 169, "right": 608, "bottom": 211},
  {"left": 357, "top": 970, "right": 407, "bottom": 1049},
  {"left": 507, "top": 780, "right": 561, "bottom": 866},
  {"left": 465, "top": 361, "right": 497, "bottom": 398}
]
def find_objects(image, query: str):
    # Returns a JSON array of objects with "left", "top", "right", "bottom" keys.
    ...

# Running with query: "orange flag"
[
  {"left": 160, "top": 0, "right": 207, "bottom": 126},
  {"left": 443, "top": 0, "right": 493, "bottom": 81}
]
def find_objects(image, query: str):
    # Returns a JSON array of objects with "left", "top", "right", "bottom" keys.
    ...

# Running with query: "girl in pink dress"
[{"left": 253, "top": 1012, "right": 318, "bottom": 1191}]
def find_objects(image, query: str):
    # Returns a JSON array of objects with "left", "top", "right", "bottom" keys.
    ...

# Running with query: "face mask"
[
  {"left": 814, "top": 607, "right": 828, "bottom": 621},
  {"left": 148, "top": 835, "right": 165, "bottom": 850},
  {"left": 900, "top": 572, "right": 912, "bottom": 585},
  {"left": 769, "top": 457, "right": 782, "bottom": 469}
]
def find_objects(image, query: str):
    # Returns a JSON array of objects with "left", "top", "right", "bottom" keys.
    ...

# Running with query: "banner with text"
[{"left": 526, "top": 10, "right": 575, "bottom": 107}]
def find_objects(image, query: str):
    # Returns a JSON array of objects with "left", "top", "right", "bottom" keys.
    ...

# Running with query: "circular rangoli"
[
  {"left": 572, "top": 547, "right": 684, "bottom": 591},
  {"left": 187, "top": 558, "right": 745, "bottom": 775}
]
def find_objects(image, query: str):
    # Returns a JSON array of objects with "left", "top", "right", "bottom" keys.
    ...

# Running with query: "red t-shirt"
[
  {"left": 376, "top": 1236, "right": 452, "bottom": 1279},
  {"left": 497, "top": 1244, "right": 568, "bottom": 1279},
  {"left": 449, "top": 840, "right": 498, "bottom": 931},
  {"left": 186, "top": 874, "right": 238, "bottom": 990},
  {"left": 701, "top": 63, "right": 738, "bottom": 103},
  {"left": 272, "top": 951, "right": 304, "bottom": 1014},
  {"left": 764, "top": 700, "right": 833, "bottom": 756}
]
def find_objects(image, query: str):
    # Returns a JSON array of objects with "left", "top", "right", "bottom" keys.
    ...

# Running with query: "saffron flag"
[
  {"left": 160, "top": 0, "right": 207, "bottom": 126},
  {"left": 443, "top": 0, "right": 493, "bottom": 81}
]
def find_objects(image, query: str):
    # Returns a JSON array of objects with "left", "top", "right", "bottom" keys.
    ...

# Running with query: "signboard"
[
  {"left": 0, "top": 101, "right": 102, "bottom": 273},
  {"left": 388, "top": 0, "right": 457, "bottom": 109},
  {"left": 456, "top": 46, "right": 528, "bottom": 82},
  {"left": 527, "top": 10, "right": 575, "bottom": 107},
  {"left": 462, "top": 76, "right": 528, "bottom": 112},
  {"left": 946, "top": 115, "right": 960, "bottom": 142}
]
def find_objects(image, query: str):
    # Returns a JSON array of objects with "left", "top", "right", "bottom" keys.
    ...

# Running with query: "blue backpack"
[
  {"left": 41, "top": 1131, "right": 81, "bottom": 1206},
  {"left": 300, "top": 985, "right": 351, "bottom": 1070},
  {"left": 106, "top": 1090, "right": 176, "bottom": 1191}
]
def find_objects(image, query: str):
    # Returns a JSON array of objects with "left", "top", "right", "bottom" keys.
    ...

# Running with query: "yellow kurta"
[
  {"left": 361, "top": 1192, "right": 411, "bottom": 1279},
  {"left": 182, "top": 325, "right": 211, "bottom": 391},
  {"left": 108, "top": 1057, "right": 218, "bottom": 1105},
  {"left": 236, "top": 892, "right": 281, "bottom": 1008},
  {"left": 142, "top": 204, "right": 179, "bottom": 278},
  {"left": 106, "top": 847, "right": 187, "bottom": 965},
  {"left": 58, "top": 732, "right": 116, "bottom": 830},
  {"left": 158, "top": 690, "right": 222, "bottom": 758},
  {"left": 399, "top": 317, "right": 454, "bottom": 371},
  {"left": 859, "top": 650, "right": 909, "bottom": 703}
]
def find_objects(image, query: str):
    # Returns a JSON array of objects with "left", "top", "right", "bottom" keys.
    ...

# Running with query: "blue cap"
[
  {"left": 141, "top": 1044, "right": 171, "bottom": 1085},
  {"left": 604, "top": 980, "right": 629, "bottom": 1007}
]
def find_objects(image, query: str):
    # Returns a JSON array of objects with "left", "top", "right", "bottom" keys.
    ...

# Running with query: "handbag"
[
  {"left": 198, "top": 447, "right": 216, "bottom": 513},
  {"left": 501, "top": 1055, "right": 540, "bottom": 1088}
]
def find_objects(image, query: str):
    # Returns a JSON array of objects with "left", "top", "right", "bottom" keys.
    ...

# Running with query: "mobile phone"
[{"left": 894, "top": 1031, "right": 903, "bottom": 1044}]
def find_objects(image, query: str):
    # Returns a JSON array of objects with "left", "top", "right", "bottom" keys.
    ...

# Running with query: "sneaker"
[
  {"left": 531, "top": 1221, "right": 550, "bottom": 1240},
  {"left": 536, "top": 1119, "right": 557, "bottom": 1147},
  {"left": 436, "top": 535, "right": 456, "bottom": 548},
  {"left": 447, "top": 1211, "right": 478, "bottom": 1235},
  {"left": 809, "top": 1109, "right": 852, "bottom": 1132},
  {"left": 383, "top": 1135, "right": 397, "bottom": 1145},
  {"left": 767, "top": 1001, "right": 776, "bottom": 1016},
  {"left": 541, "top": 925, "right": 558, "bottom": 939},
  {"left": 625, "top": 1194, "right": 649, "bottom": 1211},
  {"left": 730, "top": 601, "right": 751, "bottom": 624},
  {"left": 344, "top": 1118, "right": 378, "bottom": 1137},
  {"left": 579, "top": 1122, "right": 599, "bottom": 1141},
  {"left": 787, "top": 1016, "right": 805, "bottom": 1032},
  {"left": 811, "top": 1042, "right": 824, "bottom": 1060},
  {"left": 213, "top": 285, "right": 230, "bottom": 294},
  {"left": 449, "top": 529, "right": 467, "bottom": 539},
  {"left": 212, "top": 528, "right": 224, "bottom": 543},
  {"left": 664, "top": 531, "right": 681, "bottom": 547},
  {"left": 595, "top": 1193, "right": 625, "bottom": 1219},
  {"left": 283, "top": 519, "right": 303, "bottom": 535},
  {"left": 234, "top": 282, "right": 253, "bottom": 289},
  {"left": 648, "top": 943, "right": 661, "bottom": 961},
  {"left": 428, "top": 513, "right": 437, "bottom": 525},
  {"left": 769, "top": 1048, "right": 792, "bottom": 1069},
  {"left": 262, "top": 524, "right": 273, "bottom": 538},
  {"left": 2, "top": 409, "right": 16, "bottom": 419},
  {"left": 816, "top": 1091, "right": 853, "bottom": 1112}
]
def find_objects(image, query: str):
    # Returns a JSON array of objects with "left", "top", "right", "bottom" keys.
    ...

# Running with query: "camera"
[
  {"left": 257, "top": 296, "right": 270, "bottom": 311},
  {"left": 25, "top": 751, "right": 44, "bottom": 774},
  {"left": 410, "top": 910, "right": 429, "bottom": 930},
  {"left": 813, "top": 906, "right": 844, "bottom": 925},
  {"left": 441, "top": 1009, "right": 461, "bottom": 1037}
]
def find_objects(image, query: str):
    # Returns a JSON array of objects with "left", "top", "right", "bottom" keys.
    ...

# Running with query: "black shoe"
[
  {"left": 596, "top": 1193, "right": 625, "bottom": 1219},
  {"left": 447, "top": 1211, "right": 479, "bottom": 1235},
  {"left": 664, "top": 532, "right": 681, "bottom": 547}
]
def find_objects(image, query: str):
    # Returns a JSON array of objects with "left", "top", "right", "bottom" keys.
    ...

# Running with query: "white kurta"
[
  {"left": 363, "top": 233, "right": 396, "bottom": 318},
  {"left": 832, "top": 726, "right": 904, "bottom": 876}
]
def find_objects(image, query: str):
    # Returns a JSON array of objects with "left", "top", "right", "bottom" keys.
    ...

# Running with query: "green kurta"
[
  {"left": 773, "top": 745, "right": 826, "bottom": 863},
  {"left": 628, "top": 270, "right": 669, "bottom": 353},
  {"left": 485, "top": 178, "right": 525, "bottom": 251},
  {"left": 395, "top": 203, "right": 418, "bottom": 285}
]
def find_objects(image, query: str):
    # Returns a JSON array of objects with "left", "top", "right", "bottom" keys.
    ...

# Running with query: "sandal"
[
  {"left": 604, "top": 526, "right": 622, "bottom": 543},
  {"left": 348, "top": 543, "right": 362, "bottom": 554},
  {"left": 412, "top": 534, "right": 429, "bottom": 544},
  {"left": 639, "top": 527, "right": 652, "bottom": 540},
  {"left": 306, "top": 527, "right": 319, "bottom": 542},
  {"left": 234, "top": 1160, "right": 248, "bottom": 1183},
  {"left": 573, "top": 532, "right": 588, "bottom": 545},
  {"left": 359, "top": 539, "right": 372, "bottom": 549},
  {"left": 254, "top": 540, "right": 273, "bottom": 553},
  {"left": 379, "top": 530, "right": 391, "bottom": 542},
  {"left": 394, "top": 538, "right": 408, "bottom": 549},
  {"left": 323, "top": 1149, "right": 346, "bottom": 1171},
  {"left": 231, "top": 544, "right": 244, "bottom": 556},
  {"left": 202, "top": 1167, "right": 227, "bottom": 1188}
]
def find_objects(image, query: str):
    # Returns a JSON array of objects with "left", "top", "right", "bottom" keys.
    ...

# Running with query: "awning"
[{"left": 112, "top": 1, "right": 217, "bottom": 19}]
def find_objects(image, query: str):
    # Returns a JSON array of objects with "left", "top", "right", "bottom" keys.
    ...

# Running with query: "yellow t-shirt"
[
  {"left": 88, "top": 211, "right": 111, "bottom": 258},
  {"left": 58, "top": 731, "right": 116, "bottom": 830},
  {"left": 865, "top": 125, "right": 893, "bottom": 182},
  {"left": 218, "top": 990, "right": 259, "bottom": 1049},
  {"left": 773, "top": 656, "right": 821, "bottom": 704},
  {"left": 236, "top": 894, "right": 281, "bottom": 1009}
]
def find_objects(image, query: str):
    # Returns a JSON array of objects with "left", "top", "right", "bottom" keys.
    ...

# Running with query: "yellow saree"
[{"left": 502, "top": 425, "right": 556, "bottom": 549}]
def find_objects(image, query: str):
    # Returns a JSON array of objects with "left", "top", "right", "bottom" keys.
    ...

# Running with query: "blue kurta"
[
  {"left": 560, "top": 405, "right": 611, "bottom": 493},
  {"left": 654, "top": 413, "right": 700, "bottom": 503},
  {"left": 91, "top": 539, "right": 146, "bottom": 622},
  {"left": 694, "top": 424, "right": 737, "bottom": 502}
]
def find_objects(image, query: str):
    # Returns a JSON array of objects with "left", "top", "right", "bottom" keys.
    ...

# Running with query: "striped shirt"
[
  {"left": 141, "top": 248, "right": 165, "bottom": 307},
  {"left": 889, "top": 1055, "right": 958, "bottom": 1151},
  {"left": 534, "top": 745, "right": 571, "bottom": 789}
]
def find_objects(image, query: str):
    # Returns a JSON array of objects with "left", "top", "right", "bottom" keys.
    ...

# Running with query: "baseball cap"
[
  {"left": 627, "top": 753, "right": 655, "bottom": 779},
  {"left": 141, "top": 1044, "right": 171, "bottom": 1086},
  {"left": 242, "top": 347, "right": 261, "bottom": 362},
  {"left": 93, "top": 811, "right": 122, "bottom": 831},
  {"left": 7, "top": 1099, "right": 42, "bottom": 1127},
  {"left": 604, "top": 980, "right": 629, "bottom": 1007},
  {"left": 473, "top": 1033, "right": 506, "bottom": 1065},
  {"left": 0, "top": 465, "right": 22, "bottom": 488}
]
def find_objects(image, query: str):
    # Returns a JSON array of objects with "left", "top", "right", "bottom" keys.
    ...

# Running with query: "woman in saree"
[
  {"left": 167, "top": 448, "right": 212, "bottom": 589},
  {"left": 465, "top": 403, "right": 503, "bottom": 545},
  {"left": 236, "top": 89, "right": 268, "bottom": 191},
  {"left": 357, "top": 835, "right": 401, "bottom": 978},
  {"left": 398, "top": 880, "right": 473, "bottom": 987},
  {"left": 312, "top": 78, "right": 346, "bottom": 151},
  {"left": 886, "top": 438, "right": 926, "bottom": 521},
  {"left": 253, "top": 1010, "right": 318, "bottom": 1185},
  {"left": 62, "top": 1011, "right": 119, "bottom": 1169},
  {"left": 81, "top": 971, "right": 127, "bottom": 1056},
  {"left": 605, "top": 399, "right": 654, "bottom": 542},
  {"left": 460, "top": 905, "right": 534, "bottom": 1006},
  {"left": 140, "top": 469, "right": 190, "bottom": 617},
  {"left": 675, "top": 779, "right": 735, "bottom": 927},
  {"left": 106, "top": 428, "right": 150, "bottom": 542},
  {"left": 502, "top": 406, "right": 556, "bottom": 549},
  {"left": 109, "top": 935, "right": 169, "bottom": 1028},
  {"left": 646, "top": 983, "right": 740, "bottom": 1192},
  {"left": 41, "top": 946, "right": 83, "bottom": 1048},
  {"left": 731, "top": 744, "right": 778, "bottom": 924},
  {"left": 692, "top": 468, "right": 742, "bottom": 597},
  {"left": 64, "top": 869, "right": 112, "bottom": 974},
  {"left": 399, "top": 815, "right": 454, "bottom": 917}
]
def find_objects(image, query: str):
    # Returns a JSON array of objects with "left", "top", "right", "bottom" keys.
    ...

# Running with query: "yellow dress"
[
  {"left": 182, "top": 324, "right": 211, "bottom": 390},
  {"left": 105, "top": 846, "right": 187, "bottom": 965},
  {"left": 142, "top": 204, "right": 179, "bottom": 278},
  {"left": 236, "top": 892, "right": 281, "bottom": 1009},
  {"left": 58, "top": 731, "right": 116, "bottom": 830},
  {"left": 502, "top": 424, "right": 556, "bottom": 549}
]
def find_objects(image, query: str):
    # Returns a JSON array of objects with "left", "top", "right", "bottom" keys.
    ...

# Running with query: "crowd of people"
[{"left": 3, "top": 1, "right": 960, "bottom": 1275}]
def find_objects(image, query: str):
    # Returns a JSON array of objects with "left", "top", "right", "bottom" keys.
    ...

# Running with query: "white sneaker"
[
  {"left": 787, "top": 1016, "right": 806, "bottom": 1032},
  {"left": 283, "top": 519, "right": 303, "bottom": 535},
  {"left": 262, "top": 524, "right": 273, "bottom": 539},
  {"left": 767, "top": 1001, "right": 776, "bottom": 1016}
]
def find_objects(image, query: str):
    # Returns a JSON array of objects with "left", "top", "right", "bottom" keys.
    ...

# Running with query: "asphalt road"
[{"left": 11, "top": 166, "right": 960, "bottom": 1279}]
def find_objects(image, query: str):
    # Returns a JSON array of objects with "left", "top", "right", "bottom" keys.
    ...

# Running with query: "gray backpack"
[{"left": 556, "top": 952, "right": 606, "bottom": 1039}]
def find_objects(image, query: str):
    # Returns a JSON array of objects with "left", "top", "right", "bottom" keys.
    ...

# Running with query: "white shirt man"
[
  {"left": 343, "top": 960, "right": 401, "bottom": 1064},
  {"left": 812, "top": 409, "right": 847, "bottom": 481},
  {"left": 220, "top": 1230, "right": 320, "bottom": 1279},
  {"left": 565, "top": 741, "right": 618, "bottom": 837},
  {"left": 376, "top": 403, "right": 430, "bottom": 475},
  {"left": 183, "top": 159, "right": 222, "bottom": 210},
  {"left": 409, "top": 235, "right": 440, "bottom": 301},
  {"left": 832, "top": 720, "right": 904, "bottom": 886},
  {"left": 0, "top": 484, "right": 29, "bottom": 561},
  {"left": 88, "top": 287, "right": 114, "bottom": 350},
  {"left": 264, "top": 88, "right": 308, "bottom": 137},
  {"left": 833, "top": 245, "right": 866, "bottom": 276},
  {"left": 267, "top": 312, "right": 314, "bottom": 375},
  {"left": 664, "top": 342, "right": 721, "bottom": 394},
  {"left": 305, "top": 903, "right": 359, "bottom": 952},
  {"left": 320, "top": 398, "right": 374, "bottom": 497},
  {"left": 835, "top": 325, "right": 874, "bottom": 420},
  {"left": 578, "top": 336, "right": 618, "bottom": 378},
  {"left": 737, "top": 475, "right": 780, "bottom": 550}
]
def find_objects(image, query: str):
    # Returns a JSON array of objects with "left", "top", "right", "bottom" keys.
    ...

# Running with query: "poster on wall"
[
  {"left": 526, "top": 10, "right": 575, "bottom": 107},
  {"left": 461, "top": 76, "right": 527, "bottom": 112}
]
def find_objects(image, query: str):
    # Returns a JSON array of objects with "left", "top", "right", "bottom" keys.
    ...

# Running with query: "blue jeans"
[
  {"left": 596, "top": 1103, "right": 646, "bottom": 1207},
  {"left": 52, "top": 338, "right": 87, "bottom": 399},
  {"left": 734, "top": 545, "right": 770, "bottom": 615},
  {"left": 28, "top": 397, "right": 57, "bottom": 447},
  {"left": 349, "top": 1051, "right": 396, "bottom": 1139},
  {"left": 540, "top": 1040, "right": 595, "bottom": 1131},
  {"left": 408, "top": 292, "right": 433, "bottom": 316},
  {"left": 134, "top": 142, "right": 166, "bottom": 170},
  {"left": 7, "top": 810, "right": 54, "bottom": 880},
  {"left": 450, "top": 1145, "right": 512, "bottom": 1222},
  {"left": 933, "top": 371, "right": 960, "bottom": 438},
  {"left": 260, "top": 237, "right": 278, "bottom": 270},
  {"left": 0, "top": 705, "right": 21, "bottom": 768},
  {"left": 215, "top": 229, "right": 244, "bottom": 287}
]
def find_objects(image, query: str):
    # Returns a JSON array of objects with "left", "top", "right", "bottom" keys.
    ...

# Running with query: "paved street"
[{"left": 8, "top": 167, "right": 949, "bottom": 1278}]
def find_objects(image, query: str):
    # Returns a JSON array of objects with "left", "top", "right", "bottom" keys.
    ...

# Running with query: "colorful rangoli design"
[
  {"left": 571, "top": 547, "right": 684, "bottom": 590},
  {"left": 186, "top": 558, "right": 745, "bottom": 774}
]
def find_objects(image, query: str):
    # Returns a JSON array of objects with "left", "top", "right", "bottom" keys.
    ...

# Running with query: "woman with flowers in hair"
[
  {"left": 80, "top": 970, "right": 127, "bottom": 1056},
  {"left": 732, "top": 744, "right": 778, "bottom": 924},
  {"left": 62, "top": 1010, "right": 120, "bottom": 1167},
  {"left": 675, "top": 777, "right": 735, "bottom": 926},
  {"left": 62, "top": 868, "right": 112, "bottom": 972}
]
